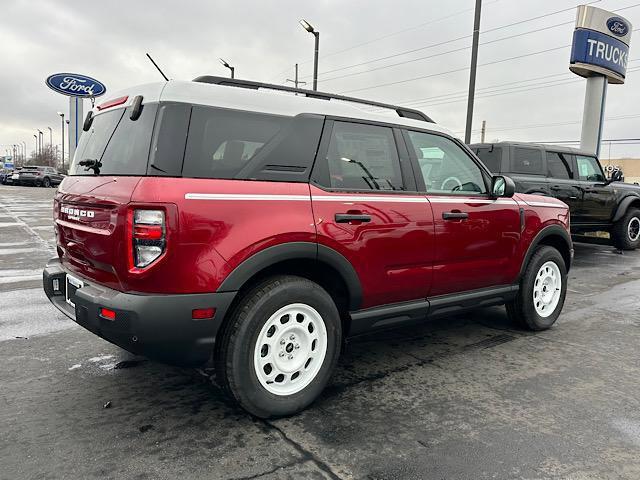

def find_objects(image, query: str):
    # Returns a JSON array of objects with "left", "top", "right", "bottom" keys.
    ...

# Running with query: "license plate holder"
[{"left": 65, "top": 274, "right": 84, "bottom": 307}]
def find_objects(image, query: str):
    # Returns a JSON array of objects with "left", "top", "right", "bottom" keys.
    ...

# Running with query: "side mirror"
[
  {"left": 610, "top": 169, "right": 623, "bottom": 182},
  {"left": 491, "top": 175, "right": 515, "bottom": 198}
]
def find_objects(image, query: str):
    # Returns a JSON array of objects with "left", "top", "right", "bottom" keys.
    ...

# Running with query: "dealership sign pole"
[
  {"left": 45, "top": 73, "right": 106, "bottom": 164},
  {"left": 569, "top": 6, "right": 632, "bottom": 157}
]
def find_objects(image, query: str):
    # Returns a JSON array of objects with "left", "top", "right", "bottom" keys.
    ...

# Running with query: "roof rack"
[{"left": 192, "top": 76, "right": 434, "bottom": 123}]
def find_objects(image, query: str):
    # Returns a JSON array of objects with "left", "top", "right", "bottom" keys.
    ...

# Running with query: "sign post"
[
  {"left": 68, "top": 96, "right": 83, "bottom": 163},
  {"left": 569, "top": 6, "right": 632, "bottom": 156},
  {"left": 45, "top": 73, "right": 106, "bottom": 166}
]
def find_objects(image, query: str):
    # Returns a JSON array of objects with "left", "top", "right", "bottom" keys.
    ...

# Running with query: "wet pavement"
[{"left": 1, "top": 184, "right": 639, "bottom": 480}]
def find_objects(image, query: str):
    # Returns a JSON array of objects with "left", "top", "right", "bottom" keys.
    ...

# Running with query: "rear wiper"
[{"left": 79, "top": 159, "right": 102, "bottom": 175}]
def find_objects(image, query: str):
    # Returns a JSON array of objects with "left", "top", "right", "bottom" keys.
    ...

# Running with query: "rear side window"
[
  {"left": 511, "top": 147, "right": 544, "bottom": 175},
  {"left": 182, "top": 107, "right": 289, "bottom": 179},
  {"left": 546, "top": 151, "right": 572, "bottom": 179},
  {"left": 322, "top": 121, "right": 403, "bottom": 191},
  {"left": 474, "top": 147, "right": 502, "bottom": 173},
  {"left": 70, "top": 104, "right": 157, "bottom": 176}
]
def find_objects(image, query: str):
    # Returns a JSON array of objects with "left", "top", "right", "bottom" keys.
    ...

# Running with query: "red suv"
[{"left": 43, "top": 77, "right": 573, "bottom": 417}]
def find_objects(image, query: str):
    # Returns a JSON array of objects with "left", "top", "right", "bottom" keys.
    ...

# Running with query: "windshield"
[{"left": 70, "top": 103, "right": 158, "bottom": 176}]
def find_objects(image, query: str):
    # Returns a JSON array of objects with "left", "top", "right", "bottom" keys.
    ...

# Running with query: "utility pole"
[
  {"left": 286, "top": 64, "right": 307, "bottom": 89},
  {"left": 480, "top": 120, "right": 486, "bottom": 143},
  {"left": 464, "top": 0, "right": 482, "bottom": 144}
]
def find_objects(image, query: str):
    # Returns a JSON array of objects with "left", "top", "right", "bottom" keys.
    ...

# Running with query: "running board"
[{"left": 348, "top": 285, "right": 518, "bottom": 336}]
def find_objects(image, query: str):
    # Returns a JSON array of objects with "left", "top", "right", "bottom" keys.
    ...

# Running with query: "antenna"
[{"left": 146, "top": 53, "right": 169, "bottom": 81}]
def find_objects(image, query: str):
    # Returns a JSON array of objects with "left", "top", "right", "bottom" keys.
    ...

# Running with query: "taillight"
[{"left": 129, "top": 209, "right": 165, "bottom": 269}]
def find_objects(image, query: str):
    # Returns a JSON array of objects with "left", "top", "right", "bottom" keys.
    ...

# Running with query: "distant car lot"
[{"left": 2, "top": 184, "right": 640, "bottom": 479}]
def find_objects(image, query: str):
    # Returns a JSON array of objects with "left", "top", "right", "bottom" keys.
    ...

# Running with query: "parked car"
[
  {"left": 0, "top": 168, "right": 14, "bottom": 184},
  {"left": 6, "top": 167, "right": 21, "bottom": 185},
  {"left": 470, "top": 142, "right": 640, "bottom": 250},
  {"left": 16, "top": 165, "right": 64, "bottom": 187},
  {"left": 43, "top": 77, "right": 572, "bottom": 417}
]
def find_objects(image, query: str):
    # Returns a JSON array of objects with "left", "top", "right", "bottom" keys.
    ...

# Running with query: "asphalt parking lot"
[{"left": 1, "top": 184, "right": 640, "bottom": 480}]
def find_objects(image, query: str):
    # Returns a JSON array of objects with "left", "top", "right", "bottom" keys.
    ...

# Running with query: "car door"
[
  {"left": 310, "top": 119, "right": 435, "bottom": 309},
  {"left": 403, "top": 129, "right": 521, "bottom": 296},
  {"left": 574, "top": 155, "right": 617, "bottom": 224},
  {"left": 544, "top": 149, "right": 581, "bottom": 218}
]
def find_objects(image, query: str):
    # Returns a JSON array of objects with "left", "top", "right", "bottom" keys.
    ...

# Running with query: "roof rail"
[{"left": 192, "top": 75, "right": 434, "bottom": 123}]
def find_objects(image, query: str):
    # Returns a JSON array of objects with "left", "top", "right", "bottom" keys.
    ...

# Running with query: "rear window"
[
  {"left": 473, "top": 147, "right": 501, "bottom": 173},
  {"left": 70, "top": 103, "right": 157, "bottom": 176},
  {"left": 511, "top": 147, "right": 544, "bottom": 175}
]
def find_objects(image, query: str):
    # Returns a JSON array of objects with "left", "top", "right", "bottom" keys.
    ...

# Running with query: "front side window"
[
  {"left": 576, "top": 155, "right": 605, "bottom": 182},
  {"left": 324, "top": 121, "right": 403, "bottom": 191},
  {"left": 406, "top": 131, "right": 487, "bottom": 194},
  {"left": 546, "top": 152, "right": 572, "bottom": 179},
  {"left": 511, "top": 147, "right": 544, "bottom": 175}
]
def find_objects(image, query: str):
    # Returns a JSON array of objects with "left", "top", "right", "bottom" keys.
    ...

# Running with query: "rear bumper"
[
  {"left": 43, "top": 258, "right": 236, "bottom": 366},
  {"left": 19, "top": 177, "right": 40, "bottom": 185}
]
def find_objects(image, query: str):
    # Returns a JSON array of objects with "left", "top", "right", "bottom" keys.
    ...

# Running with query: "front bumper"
[{"left": 43, "top": 258, "right": 236, "bottom": 366}]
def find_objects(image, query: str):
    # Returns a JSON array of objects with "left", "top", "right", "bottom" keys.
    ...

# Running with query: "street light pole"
[
  {"left": 58, "top": 112, "right": 65, "bottom": 171},
  {"left": 219, "top": 58, "right": 235, "bottom": 79},
  {"left": 299, "top": 20, "right": 320, "bottom": 91},
  {"left": 33, "top": 135, "right": 38, "bottom": 161},
  {"left": 464, "top": 0, "right": 482, "bottom": 144}
]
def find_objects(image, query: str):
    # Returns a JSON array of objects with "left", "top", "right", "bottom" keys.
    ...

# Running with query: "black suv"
[
  {"left": 16, "top": 165, "right": 64, "bottom": 187},
  {"left": 470, "top": 142, "right": 640, "bottom": 250}
]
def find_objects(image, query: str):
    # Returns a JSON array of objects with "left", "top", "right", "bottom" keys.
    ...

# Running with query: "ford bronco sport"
[
  {"left": 471, "top": 142, "right": 640, "bottom": 250},
  {"left": 43, "top": 77, "right": 572, "bottom": 417}
]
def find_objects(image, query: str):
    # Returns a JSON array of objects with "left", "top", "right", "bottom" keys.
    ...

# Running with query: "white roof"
[{"left": 95, "top": 80, "right": 455, "bottom": 138}]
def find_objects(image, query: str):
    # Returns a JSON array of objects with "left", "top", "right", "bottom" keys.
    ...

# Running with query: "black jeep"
[{"left": 470, "top": 142, "right": 640, "bottom": 250}]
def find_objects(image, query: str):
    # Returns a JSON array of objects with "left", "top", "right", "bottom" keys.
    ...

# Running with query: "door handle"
[
  {"left": 569, "top": 196, "right": 578, "bottom": 200},
  {"left": 550, "top": 185, "right": 561, "bottom": 191},
  {"left": 442, "top": 211, "right": 469, "bottom": 220},
  {"left": 335, "top": 213, "right": 371, "bottom": 223}
]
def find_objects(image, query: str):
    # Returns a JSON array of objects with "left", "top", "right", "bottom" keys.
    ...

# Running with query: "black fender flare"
[
  {"left": 216, "top": 241, "right": 363, "bottom": 310},
  {"left": 612, "top": 194, "right": 640, "bottom": 223},
  {"left": 519, "top": 225, "right": 573, "bottom": 278}
]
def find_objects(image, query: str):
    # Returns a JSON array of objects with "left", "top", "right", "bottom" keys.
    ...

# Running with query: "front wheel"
[
  {"left": 611, "top": 208, "right": 640, "bottom": 251},
  {"left": 215, "top": 275, "right": 341, "bottom": 418},
  {"left": 506, "top": 246, "right": 567, "bottom": 331},
  {"left": 42, "top": 177, "right": 51, "bottom": 188}
]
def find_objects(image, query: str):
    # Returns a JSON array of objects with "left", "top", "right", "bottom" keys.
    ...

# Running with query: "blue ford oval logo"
[
  {"left": 45, "top": 73, "right": 106, "bottom": 97},
  {"left": 607, "top": 17, "right": 629, "bottom": 37}
]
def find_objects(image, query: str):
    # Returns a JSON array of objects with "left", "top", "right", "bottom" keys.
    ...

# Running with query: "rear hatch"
[{"left": 56, "top": 92, "right": 161, "bottom": 291}]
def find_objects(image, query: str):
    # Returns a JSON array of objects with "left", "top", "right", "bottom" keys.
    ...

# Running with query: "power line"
[
  {"left": 341, "top": 23, "right": 640, "bottom": 95},
  {"left": 301, "top": 0, "right": 611, "bottom": 81},
  {"left": 339, "top": 44, "right": 571, "bottom": 94},
  {"left": 319, "top": 20, "right": 576, "bottom": 84},
  {"left": 412, "top": 64, "right": 640, "bottom": 109},
  {"left": 267, "top": 1, "right": 503, "bottom": 83}
]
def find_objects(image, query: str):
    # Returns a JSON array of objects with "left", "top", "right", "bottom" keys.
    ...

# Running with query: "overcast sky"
[{"left": 0, "top": 0, "right": 638, "bottom": 160}]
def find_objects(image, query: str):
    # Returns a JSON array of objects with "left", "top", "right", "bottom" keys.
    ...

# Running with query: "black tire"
[
  {"left": 611, "top": 208, "right": 640, "bottom": 251},
  {"left": 506, "top": 246, "right": 567, "bottom": 331},
  {"left": 42, "top": 177, "right": 51, "bottom": 188},
  {"left": 215, "top": 275, "right": 342, "bottom": 418}
]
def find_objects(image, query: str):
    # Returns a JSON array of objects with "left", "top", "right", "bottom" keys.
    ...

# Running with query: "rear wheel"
[
  {"left": 611, "top": 208, "right": 640, "bottom": 251},
  {"left": 215, "top": 275, "right": 341, "bottom": 418},
  {"left": 506, "top": 246, "right": 567, "bottom": 331}
]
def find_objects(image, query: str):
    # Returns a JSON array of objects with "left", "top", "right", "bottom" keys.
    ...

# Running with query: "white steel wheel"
[
  {"left": 627, "top": 217, "right": 640, "bottom": 242},
  {"left": 533, "top": 261, "right": 562, "bottom": 318},
  {"left": 253, "top": 303, "right": 328, "bottom": 396}
]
